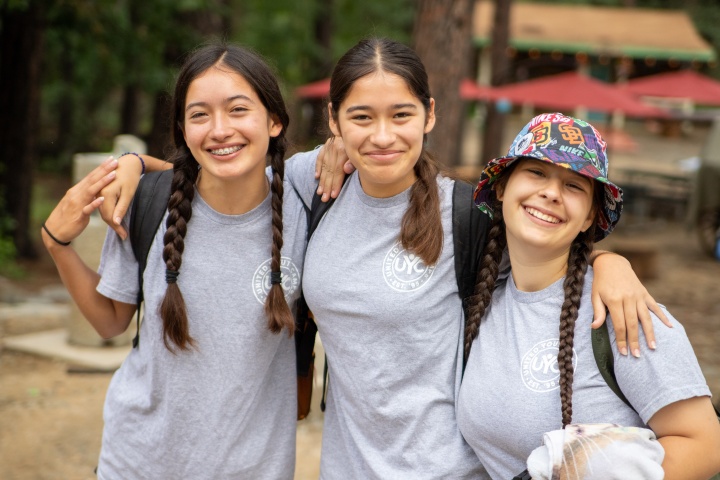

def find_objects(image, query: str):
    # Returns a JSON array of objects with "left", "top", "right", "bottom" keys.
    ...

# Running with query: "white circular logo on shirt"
[
  {"left": 252, "top": 257, "right": 300, "bottom": 304},
  {"left": 521, "top": 338, "right": 577, "bottom": 392},
  {"left": 382, "top": 242, "right": 435, "bottom": 292}
]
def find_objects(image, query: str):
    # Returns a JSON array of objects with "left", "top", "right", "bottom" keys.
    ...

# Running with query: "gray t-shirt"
[
  {"left": 95, "top": 174, "right": 307, "bottom": 480},
  {"left": 457, "top": 268, "right": 711, "bottom": 479},
  {"left": 286, "top": 150, "right": 486, "bottom": 479}
]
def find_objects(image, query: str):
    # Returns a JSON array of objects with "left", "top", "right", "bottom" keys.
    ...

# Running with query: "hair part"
[
  {"left": 159, "top": 43, "right": 293, "bottom": 352},
  {"left": 329, "top": 38, "right": 443, "bottom": 265}
]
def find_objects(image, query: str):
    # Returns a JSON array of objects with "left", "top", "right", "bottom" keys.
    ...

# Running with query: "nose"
[
  {"left": 539, "top": 178, "right": 562, "bottom": 202},
  {"left": 370, "top": 119, "right": 395, "bottom": 147},
  {"left": 210, "top": 115, "right": 233, "bottom": 141}
]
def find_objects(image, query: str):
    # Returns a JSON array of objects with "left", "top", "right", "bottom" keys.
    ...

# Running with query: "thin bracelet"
[
  {"left": 119, "top": 152, "right": 145, "bottom": 175},
  {"left": 42, "top": 222, "right": 71, "bottom": 246}
]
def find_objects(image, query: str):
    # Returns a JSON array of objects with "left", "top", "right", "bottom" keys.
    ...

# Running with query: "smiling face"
[
  {"left": 328, "top": 71, "right": 436, "bottom": 198},
  {"left": 498, "top": 159, "right": 596, "bottom": 259},
  {"left": 182, "top": 65, "right": 282, "bottom": 190}
]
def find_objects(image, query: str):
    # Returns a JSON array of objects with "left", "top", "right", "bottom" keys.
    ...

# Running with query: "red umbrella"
[
  {"left": 296, "top": 78, "right": 493, "bottom": 101},
  {"left": 621, "top": 70, "right": 720, "bottom": 106},
  {"left": 491, "top": 71, "right": 666, "bottom": 118},
  {"left": 295, "top": 78, "right": 331, "bottom": 99}
]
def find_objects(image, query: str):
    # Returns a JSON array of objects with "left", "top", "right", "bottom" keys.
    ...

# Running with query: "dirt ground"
[{"left": 1, "top": 119, "right": 719, "bottom": 479}]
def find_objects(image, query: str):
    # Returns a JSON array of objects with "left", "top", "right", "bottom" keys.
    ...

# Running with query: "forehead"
[
  {"left": 520, "top": 159, "right": 594, "bottom": 186},
  {"left": 186, "top": 66, "right": 257, "bottom": 103},
  {"left": 341, "top": 71, "right": 418, "bottom": 106}
]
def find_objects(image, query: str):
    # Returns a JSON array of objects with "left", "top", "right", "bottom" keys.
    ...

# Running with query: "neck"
[
  {"left": 507, "top": 238, "right": 570, "bottom": 292},
  {"left": 196, "top": 169, "right": 269, "bottom": 215}
]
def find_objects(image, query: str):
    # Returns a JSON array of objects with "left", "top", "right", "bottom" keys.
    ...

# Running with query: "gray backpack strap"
[{"left": 128, "top": 170, "right": 173, "bottom": 348}]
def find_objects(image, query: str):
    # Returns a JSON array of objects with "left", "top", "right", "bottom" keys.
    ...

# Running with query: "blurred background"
[{"left": 1, "top": 0, "right": 720, "bottom": 479}]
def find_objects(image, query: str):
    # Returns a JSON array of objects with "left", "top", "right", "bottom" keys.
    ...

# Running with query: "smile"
[
  {"left": 525, "top": 207, "right": 561, "bottom": 224},
  {"left": 209, "top": 145, "right": 243, "bottom": 155}
]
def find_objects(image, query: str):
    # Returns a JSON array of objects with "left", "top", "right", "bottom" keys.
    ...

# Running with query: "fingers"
[
  {"left": 343, "top": 160, "right": 356, "bottom": 175},
  {"left": 81, "top": 156, "right": 118, "bottom": 192},
  {"left": 315, "top": 143, "right": 326, "bottom": 180},
  {"left": 646, "top": 295, "right": 672, "bottom": 328},
  {"left": 637, "top": 300, "right": 657, "bottom": 350},
  {"left": 606, "top": 301, "right": 628, "bottom": 357},
  {"left": 622, "top": 297, "right": 641, "bottom": 358},
  {"left": 590, "top": 292, "right": 606, "bottom": 329},
  {"left": 81, "top": 196, "right": 105, "bottom": 216},
  {"left": 112, "top": 198, "right": 130, "bottom": 240}
]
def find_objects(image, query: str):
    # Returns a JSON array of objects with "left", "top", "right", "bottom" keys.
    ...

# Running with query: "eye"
[
  {"left": 394, "top": 111, "right": 412, "bottom": 119},
  {"left": 231, "top": 105, "right": 248, "bottom": 114},
  {"left": 188, "top": 111, "right": 206, "bottom": 120},
  {"left": 351, "top": 114, "right": 371, "bottom": 121},
  {"left": 526, "top": 168, "right": 544, "bottom": 177}
]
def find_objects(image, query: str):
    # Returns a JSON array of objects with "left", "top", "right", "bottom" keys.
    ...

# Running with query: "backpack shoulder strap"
[
  {"left": 296, "top": 177, "right": 346, "bottom": 416},
  {"left": 128, "top": 169, "right": 173, "bottom": 347},
  {"left": 452, "top": 179, "right": 490, "bottom": 370},
  {"left": 591, "top": 322, "right": 634, "bottom": 410}
]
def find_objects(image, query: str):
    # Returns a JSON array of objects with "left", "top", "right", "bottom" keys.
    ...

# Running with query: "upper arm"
[
  {"left": 284, "top": 148, "right": 321, "bottom": 206},
  {"left": 648, "top": 396, "right": 720, "bottom": 479}
]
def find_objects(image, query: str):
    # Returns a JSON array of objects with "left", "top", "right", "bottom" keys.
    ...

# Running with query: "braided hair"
[
  {"left": 329, "top": 38, "right": 443, "bottom": 265},
  {"left": 159, "top": 44, "right": 292, "bottom": 352}
]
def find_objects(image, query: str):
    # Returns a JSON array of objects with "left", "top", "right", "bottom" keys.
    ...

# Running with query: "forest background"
[{"left": 1, "top": 0, "right": 719, "bottom": 278}]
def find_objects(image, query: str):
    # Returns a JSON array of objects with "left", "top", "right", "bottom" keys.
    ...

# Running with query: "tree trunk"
[
  {"left": 120, "top": 84, "right": 140, "bottom": 136},
  {"left": 0, "top": 3, "right": 45, "bottom": 258},
  {"left": 413, "top": 0, "right": 474, "bottom": 167},
  {"left": 480, "top": 0, "right": 512, "bottom": 166}
]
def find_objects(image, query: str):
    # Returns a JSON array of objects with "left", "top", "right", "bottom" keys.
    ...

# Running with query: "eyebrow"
[
  {"left": 345, "top": 103, "right": 418, "bottom": 114},
  {"left": 185, "top": 94, "right": 254, "bottom": 112}
]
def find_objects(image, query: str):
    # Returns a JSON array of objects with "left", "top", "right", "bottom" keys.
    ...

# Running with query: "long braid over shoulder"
[
  {"left": 402, "top": 152, "right": 443, "bottom": 264},
  {"left": 160, "top": 149, "right": 198, "bottom": 351},
  {"left": 266, "top": 127, "right": 294, "bottom": 335},
  {"left": 558, "top": 227, "right": 595, "bottom": 427},
  {"left": 329, "top": 37, "right": 443, "bottom": 266},
  {"left": 463, "top": 197, "right": 506, "bottom": 364}
]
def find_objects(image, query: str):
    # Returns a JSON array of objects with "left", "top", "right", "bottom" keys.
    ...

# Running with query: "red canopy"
[
  {"left": 621, "top": 70, "right": 720, "bottom": 106},
  {"left": 295, "top": 78, "right": 331, "bottom": 99},
  {"left": 490, "top": 71, "right": 666, "bottom": 118},
  {"left": 296, "top": 78, "right": 490, "bottom": 101}
]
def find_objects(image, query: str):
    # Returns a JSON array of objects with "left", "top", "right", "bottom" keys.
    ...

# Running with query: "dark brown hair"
[
  {"left": 464, "top": 161, "right": 603, "bottom": 428},
  {"left": 160, "top": 43, "right": 293, "bottom": 352},
  {"left": 328, "top": 38, "right": 443, "bottom": 265}
]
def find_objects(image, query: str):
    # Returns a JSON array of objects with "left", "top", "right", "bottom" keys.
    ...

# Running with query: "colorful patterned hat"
[{"left": 473, "top": 112, "right": 622, "bottom": 241}]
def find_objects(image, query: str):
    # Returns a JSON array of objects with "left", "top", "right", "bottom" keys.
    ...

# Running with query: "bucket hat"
[{"left": 473, "top": 112, "right": 622, "bottom": 241}]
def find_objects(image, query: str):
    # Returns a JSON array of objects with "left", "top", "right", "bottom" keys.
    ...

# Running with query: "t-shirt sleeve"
[
  {"left": 97, "top": 223, "right": 140, "bottom": 305},
  {"left": 608, "top": 307, "right": 712, "bottom": 424},
  {"left": 283, "top": 147, "right": 322, "bottom": 208}
]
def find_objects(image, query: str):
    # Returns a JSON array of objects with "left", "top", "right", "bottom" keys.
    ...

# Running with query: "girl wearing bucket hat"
[
  {"left": 96, "top": 43, "right": 668, "bottom": 477},
  {"left": 457, "top": 113, "right": 720, "bottom": 480}
]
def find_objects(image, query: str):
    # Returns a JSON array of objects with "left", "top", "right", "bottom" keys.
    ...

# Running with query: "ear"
[
  {"left": 328, "top": 103, "right": 341, "bottom": 137},
  {"left": 424, "top": 98, "right": 436, "bottom": 134},
  {"left": 581, "top": 203, "right": 598, "bottom": 233},
  {"left": 268, "top": 114, "right": 283, "bottom": 138},
  {"left": 494, "top": 182, "right": 505, "bottom": 202}
]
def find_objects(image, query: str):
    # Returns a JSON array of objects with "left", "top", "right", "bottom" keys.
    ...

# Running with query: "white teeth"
[
  {"left": 209, "top": 145, "right": 242, "bottom": 155},
  {"left": 525, "top": 207, "right": 560, "bottom": 224}
]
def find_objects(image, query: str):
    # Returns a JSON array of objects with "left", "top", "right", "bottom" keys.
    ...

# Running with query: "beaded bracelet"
[
  {"left": 42, "top": 222, "right": 71, "bottom": 246},
  {"left": 119, "top": 152, "right": 145, "bottom": 175}
]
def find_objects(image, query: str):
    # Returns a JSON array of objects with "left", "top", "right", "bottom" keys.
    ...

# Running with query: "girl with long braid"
[
  {"left": 99, "top": 40, "right": 669, "bottom": 478},
  {"left": 41, "top": 44, "right": 306, "bottom": 478},
  {"left": 457, "top": 113, "right": 720, "bottom": 479}
]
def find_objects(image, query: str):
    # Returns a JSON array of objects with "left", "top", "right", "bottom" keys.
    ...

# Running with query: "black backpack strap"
[
  {"left": 591, "top": 322, "right": 634, "bottom": 410},
  {"left": 295, "top": 176, "right": 347, "bottom": 415},
  {"left": 128, "top": 170, "right": 173, "bottom": 348},
  {"left": 452, "top": 179, "right": 490, "bottom": 371}
]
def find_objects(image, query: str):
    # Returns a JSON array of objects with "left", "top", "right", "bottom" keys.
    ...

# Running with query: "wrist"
[{"left": 119, "top": 152, "right": 145, "bottom": 175}]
